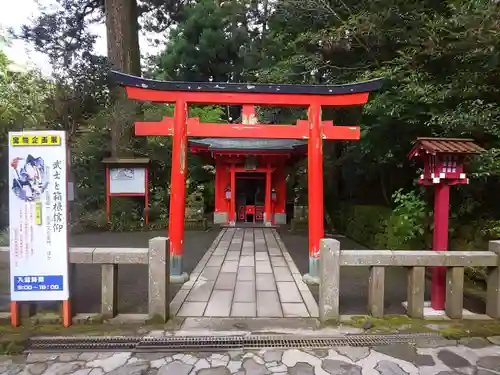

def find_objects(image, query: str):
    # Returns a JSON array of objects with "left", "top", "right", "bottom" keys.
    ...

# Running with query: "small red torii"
[{"left": 111, "top": 71, "right": 382, "bottom": 283}]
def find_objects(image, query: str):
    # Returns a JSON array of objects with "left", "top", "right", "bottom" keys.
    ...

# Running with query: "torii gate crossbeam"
[{"left": 111, "top": 71, "right": 383, "bottom": 283}]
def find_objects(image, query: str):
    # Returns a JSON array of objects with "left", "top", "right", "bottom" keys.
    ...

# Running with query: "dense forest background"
[{"left": 2, "top": 0, "right": 500, "bottom": 255}]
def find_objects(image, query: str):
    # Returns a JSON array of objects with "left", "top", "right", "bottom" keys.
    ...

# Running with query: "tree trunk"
[
  {"left": 262, "top": 0, "right": 269, "bottom": 33},
  {"left": 105, "top": 0, "right": 141, "bottom": 157}
]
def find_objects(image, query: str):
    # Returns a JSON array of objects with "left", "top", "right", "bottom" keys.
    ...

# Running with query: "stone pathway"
[
  {"left": 2, "top": 336, "right": 500, "bottom": 374},
  {"left": 171, "top": 228, "right": 318, "bottom": 318}
]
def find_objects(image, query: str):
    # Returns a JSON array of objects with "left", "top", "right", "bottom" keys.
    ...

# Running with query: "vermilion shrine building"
[{"left": 190, "top": 138, "right": 306, "bottom": 226}]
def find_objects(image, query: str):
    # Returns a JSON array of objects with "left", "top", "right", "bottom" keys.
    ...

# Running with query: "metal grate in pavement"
[{"left": 26, "top": 333, "right": 440, "bottom": 353}]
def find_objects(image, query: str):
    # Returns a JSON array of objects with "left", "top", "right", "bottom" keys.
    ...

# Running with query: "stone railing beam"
[{"left": 341, "top": 250, "right": 497, "bottom": 267}]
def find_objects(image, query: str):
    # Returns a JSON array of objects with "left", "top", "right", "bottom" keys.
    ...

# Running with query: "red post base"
[
  {"left": 431, "top": 266, "right": 446, "bottom": 310},
  {"left": 431, "top": 183, "right": 450, "bottom": 311}
]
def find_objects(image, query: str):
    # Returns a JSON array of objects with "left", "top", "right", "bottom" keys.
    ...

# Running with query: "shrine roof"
[
  {"left": 110, "top": 71, "right": 383, "bottom": 96},
  {"left": 409, "top": 137, "right": 486, "bottom": 158},
  {"left": 190, "top": 138, "right": 306, "bottom": 151}
]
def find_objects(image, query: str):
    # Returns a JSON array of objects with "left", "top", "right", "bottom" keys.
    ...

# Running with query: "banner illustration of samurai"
[{"left": 10, "top": 155, "right": 49, "bottom": 202}]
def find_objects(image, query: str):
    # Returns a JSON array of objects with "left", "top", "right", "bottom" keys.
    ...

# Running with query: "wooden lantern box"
[{"left": 409, "top": 138, "right": 485, "bottom": 186}]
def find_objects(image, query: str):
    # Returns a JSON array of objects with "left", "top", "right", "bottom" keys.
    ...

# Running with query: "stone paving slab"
[
  {"left": 173, "top": 228, "right": 318, "bottom": 318},
  {"left": 3, "top": 336, "right": 500, "bottom": 374}
]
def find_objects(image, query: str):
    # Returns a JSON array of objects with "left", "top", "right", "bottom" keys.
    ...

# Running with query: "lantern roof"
[
  {"left": 409, "top": 137, "right": 486, "bottom": 159},
  {"left": 190, "top": 138, "right": 306, "bottom": 151}
]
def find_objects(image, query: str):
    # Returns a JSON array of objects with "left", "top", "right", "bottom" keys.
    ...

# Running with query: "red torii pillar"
[
  {"left": 110, "top": 71, "right": 382, "bottom": 281},
  {"left": 303, "top": 103, "right": 324, "bottom": 283},
  {"left": 169, "top": 100, "right": 189, "bottom": 281}
]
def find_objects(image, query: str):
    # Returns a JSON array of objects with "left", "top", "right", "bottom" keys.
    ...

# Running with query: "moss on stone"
[{"left": 339, "top": 314, "right": 500, "bottom": 338}]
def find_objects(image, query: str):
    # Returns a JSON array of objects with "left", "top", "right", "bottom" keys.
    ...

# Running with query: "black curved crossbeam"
[{"left": 110, "top": 71, "right": 383, "bottom": 96}]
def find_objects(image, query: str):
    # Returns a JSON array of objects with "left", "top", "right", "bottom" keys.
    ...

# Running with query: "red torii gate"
[{"left": 111, "top": 71, "right": 383, "bottom": 282}]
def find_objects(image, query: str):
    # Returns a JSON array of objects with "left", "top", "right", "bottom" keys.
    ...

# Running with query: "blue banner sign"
[{"left": 13, "top": 275, "right": 64, "bottom": 292}]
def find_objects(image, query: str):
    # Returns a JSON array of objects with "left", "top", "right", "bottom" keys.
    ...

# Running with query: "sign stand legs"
[
  {"left": 10, "top": 302, "right": 19, "bottom": 327},
  {"left": 62, "top": 300, "right": 71, "bottom": 327}
]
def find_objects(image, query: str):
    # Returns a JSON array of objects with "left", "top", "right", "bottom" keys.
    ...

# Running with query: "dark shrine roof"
[
  {"left": 190, "top": 138, "right": 306, "bottom": 151},
  {"left": 110, "top": 71, "right": 383, "bottom": 95}
]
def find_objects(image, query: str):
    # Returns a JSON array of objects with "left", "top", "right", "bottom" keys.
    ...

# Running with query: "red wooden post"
[
  {"left": 144, "top": 167, "right": 149, "bottom": 225},
  {"left": 304, "top": 102, "right": 324, "bottom": 283},
  {"left": 168, "top": 100, "right": 189, "bottom": 281},
  {"left": 230, "top": 165, "right": 236, "bottom": 225},
  {"left": 242, "top": 105, "right": 257, "bottom": 124},
  {"left": 105, "top": 166, "right": 110, "bottom": 224},
  {"left": 265, "top": 168, "right": 272, "bottom": 226},
  {"left": 432, "top": 183, "right": 450, "bottom": 310},
  {"left": 10, "top": 302, "right": 19, "bottom": 327}
]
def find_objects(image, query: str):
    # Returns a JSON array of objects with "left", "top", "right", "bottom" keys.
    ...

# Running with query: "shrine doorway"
[{"left": 235, "top": 172, "right": 266, "bottom": 224}]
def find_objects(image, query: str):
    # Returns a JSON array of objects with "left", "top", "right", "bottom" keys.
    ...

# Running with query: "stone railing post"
[
  {"left": 101, "top": 264, "right": 118, "bottom": 318},
  {"left": 407, "top": 266, "right": 425, "bottom": 318},
  {"left": 487, "top": 240, "right": 500, "bottom": 318},
  {"left": 148, "top": 237, "right": 170, "bottom": 322},
  {"left": 319, "top": 238, "right": 340, "bottom": 323},
  {"left": 368, "top": 266, "right": 385, "bottom": 317},
  {"left": 445, "top": 266, "right": 464, "bottom": 319}
]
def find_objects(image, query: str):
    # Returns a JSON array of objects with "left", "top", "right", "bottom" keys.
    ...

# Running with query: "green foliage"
[
  {"left": 69, "top": 101, "right": 224, "bottom": 231},
  {"left": 341, "top": 190, "right": 430, "bottom": 250},
  {"left": 154, "top": 0, "right": 253, "bottom": 82},
  {"left": 0, "top": 41, "right": 56, "bottom": 227},
  {"left": 343, "top": 205, "right": 392, "bottom": 249},
  {"left": 383, "top": 189, "right": 431, "bottom": 249}
]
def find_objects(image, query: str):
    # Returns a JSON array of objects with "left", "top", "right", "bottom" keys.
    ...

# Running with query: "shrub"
[{"left": 343, "top": 205, "right": 392, "bottom": 249}]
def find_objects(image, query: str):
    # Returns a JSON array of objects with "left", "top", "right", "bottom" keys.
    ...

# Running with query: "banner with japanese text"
[{"left": 8, "top": 131, "right": 69, "bottom": 301}]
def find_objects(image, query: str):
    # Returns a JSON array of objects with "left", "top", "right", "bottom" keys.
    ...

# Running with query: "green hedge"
[
  {"left": 335, "top": 204, "right": 495, "bottom": 252},
  {"left": 334, "top": 204, "right": 431, "bottom": 250},
  {"left": 341, "top": 205, "right": 392, "bottom": 249}
]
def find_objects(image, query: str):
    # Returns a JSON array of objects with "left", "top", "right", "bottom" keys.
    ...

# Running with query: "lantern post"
[{"left": 409, "top": 138, "right": 485, "bottom": 311}]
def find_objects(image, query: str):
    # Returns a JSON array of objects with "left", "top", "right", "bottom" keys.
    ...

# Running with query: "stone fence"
[
  {"left": 319, "top": 238, "right": 500, "bottom": 323},
  {"left": 0, "top": 237, "right": 170, "bottom": 324}
]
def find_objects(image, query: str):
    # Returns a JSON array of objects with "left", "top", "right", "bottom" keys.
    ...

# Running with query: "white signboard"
[
  {"left": 8, "top": 131, "right": 69, "bottom": 301},
  {"left": 109, "top": 167, "right": 146, "bottom": 194}
]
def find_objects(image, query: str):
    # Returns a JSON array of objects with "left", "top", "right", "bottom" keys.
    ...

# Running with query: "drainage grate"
[
  {"left": 27, "top": 336, "right": 139, "bottom": 352},
  {"left": 26, "top": 333, "right": 440, "bottom": 353}
]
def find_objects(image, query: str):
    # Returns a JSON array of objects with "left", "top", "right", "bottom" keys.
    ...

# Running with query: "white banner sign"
[
  {"left": 8, "top": 131, "right": 69, "bottom": 301},
  {"left": 109, "top": 167, "right": 146, "bottom": 194}
]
